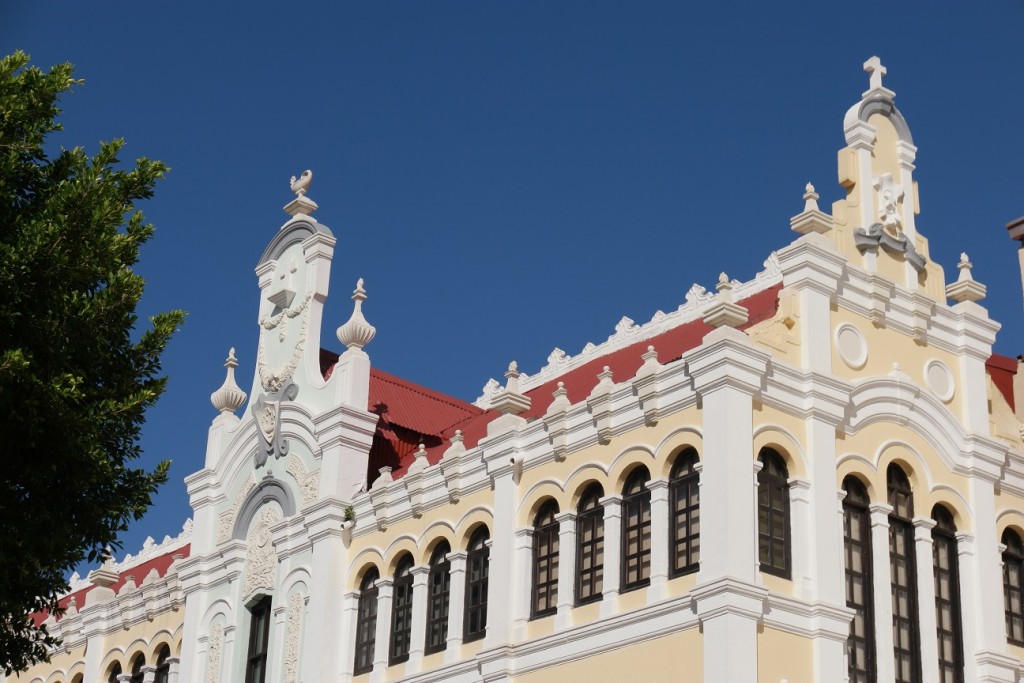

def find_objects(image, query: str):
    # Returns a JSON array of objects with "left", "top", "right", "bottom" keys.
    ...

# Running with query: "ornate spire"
[
  {"left": 337, "top": 278, "right": 377, "bottom": 351},
  {"left": 283, "top": 170, "right": 318, "bottom": 218},
  {"left": 211, "top": 348, "right": 247, "bottom": 415},
  {"left": 945, "top": 252, "right": 987, "bottom": 303}
]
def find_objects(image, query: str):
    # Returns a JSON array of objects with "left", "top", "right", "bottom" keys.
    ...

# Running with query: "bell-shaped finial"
[
  {"left": 210, "top": 348, "right": 247, "bottom": 415},
  {"left": 337, "top": 278, "right": 377, "bottom": 351}
]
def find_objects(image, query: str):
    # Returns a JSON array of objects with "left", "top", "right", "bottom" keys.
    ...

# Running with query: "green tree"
[{"left": 0, "top": 51, "right": 184, "bottom": 673}]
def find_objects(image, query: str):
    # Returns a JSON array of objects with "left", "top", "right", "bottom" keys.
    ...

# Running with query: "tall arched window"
[
  {"left": 129, "top": 655, "right": 145, "bottom": 683},
  {"left": 154, "top": 645, "right": 171, "bottom": 683},
  {"left": 107, "top": 663, "right": 122, "bottom": 683},
  {"left": 843, "top": 475, "right": 875, "bottom": 683},
  {"left": 1003, "top": 528, "right": 1024, "bottom": 645},
  {"left": 757, "top": 448, "right": 791, "bottom": 578},
  {"left": 245, "top": 595, "right": 272, "bottom": 683},
  {"left": 670, "top": 449, "right": 700, "bottom": 577},
  {"left": 621, "top": 466, "right": 652, "bottom": 591},
  {"left": 389, "top": 555, "right": 415, "bottom": 666},
  {"left": 532, "top": 500, "right": 560, "bottom": 618},
  {"left": 425, "top": 541, "right": 451, "bottom": 655},
  {"left": 576, "top": 484, "right": 604, "bottom": 605},
  {"left": 353, "top": 567, "right": 380, "bottom": 675},
  {"left": 464, "top": 527, "right": 490, "bottom": 642},
  {"left": 932, "top": 505, "right": 963, "bottom": 683},
  {"left": 888, "top": 464, "right": 921, "bottom": 683}
]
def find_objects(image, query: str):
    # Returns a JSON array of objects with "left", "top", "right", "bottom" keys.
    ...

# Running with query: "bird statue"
[{"left": 289, "top": 170, "right": 313, "bottom": 197}]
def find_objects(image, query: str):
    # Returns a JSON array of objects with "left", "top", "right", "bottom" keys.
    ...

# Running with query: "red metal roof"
[{"left": 987, "top": 353, "right": 1019, "bottom": 412}]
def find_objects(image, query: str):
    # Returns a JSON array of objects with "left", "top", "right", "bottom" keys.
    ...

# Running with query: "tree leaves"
[{"left": 0, "top": 51, "right": 183, "bottom": 673}]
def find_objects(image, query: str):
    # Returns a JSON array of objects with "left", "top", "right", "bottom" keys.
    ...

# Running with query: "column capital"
[
  {"left": 646, "top": 477, "right": 670, "bottom": 492},
  {"left": 410, "top": 565, "right": 430, "bottom": 579},
  {"left": 684, "top": 327, "right": 771, "bottom": 398},
  {"left": 600, "top": 494, "right": 623, "bottom": 508},
  {"left": 955, "top": 531, "right": 976, "bottom": 556},
  {"left": 446, "top": 551, "right": 468, "bottom": 566},
  {"left": 868, "top": 503, "right": 893, "bottom": 526},
  {"left": 555, "top": 511, "right": 577, "bottom": 525}
]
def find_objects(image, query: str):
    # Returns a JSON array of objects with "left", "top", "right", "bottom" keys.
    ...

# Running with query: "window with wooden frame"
[
  {"left": 757, "top": 448, "right": 791, "bottom": 578},
  {"left": 621, "top": 466, "right": 652, "bottom": 592},
  {"left": 1003, "top": 528, "right": 1024, "bottom": 645},
  {"left": 353, "top": 568, "right": 380, "bottom": 675},
  {"left": 576, "top": 484, "right": 604, "bottom": 605},
  {"left": 154, "top": 645, "right": 171, "bottom": 683},
  {"left": 669, "top": 448, "right": 700, "bottom": 577},
  {"left": 425, "top": 541, "right": 451, "bottom": 655},
  {"left": 244, "top": 595, "right": 273, "bottom": 683},
  {"left": 888, "top": 464, "right": 921, "bottom": 683},
  {"left": 129, "top": 655, "right": 145, "bottom": 683},
  {"left": 843, "top": 475, "right": 876, "bottom": 683},
  {"left": 464, "top": 527, "right": 490, "bottom": 642},
  {"left": 532, "top": 500, "right": 560, "bottom": 618},
  {"left": 389, "top": 555, "right": 415, "bottom": 666},
  {"left": 932, "top": 505, "right": 964, "bottom": 683}
]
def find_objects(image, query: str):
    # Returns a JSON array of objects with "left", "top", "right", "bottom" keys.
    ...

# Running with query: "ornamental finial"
[
  {"left": 211, "top": 347, "right": 247, "bottom": 415},
  {"left": 337, "top": 278, "right": 376, "bottom": 351},
  {"left": 864, "top": 56, "right": 886, "bottom": 91},
  {"left": 284, "top": 170, "right": 318, "bottom": 218}
]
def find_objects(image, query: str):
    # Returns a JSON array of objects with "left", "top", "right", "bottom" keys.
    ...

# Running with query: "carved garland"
[{"left": 257, "top": 294, "right": 312, "bottom": 394}]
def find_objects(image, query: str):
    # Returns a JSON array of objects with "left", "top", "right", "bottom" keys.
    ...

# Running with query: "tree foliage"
[{"left": 0, "top": 51, "right": 184, "bottom": 673}]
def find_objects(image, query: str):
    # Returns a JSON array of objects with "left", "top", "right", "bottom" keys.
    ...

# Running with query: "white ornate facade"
[{"left": 15, "top": 58, "right": 1024, "bottom": 683}]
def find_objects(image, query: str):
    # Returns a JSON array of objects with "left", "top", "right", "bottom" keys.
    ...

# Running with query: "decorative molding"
[{"left": 835, "top": 323, "right": 867, "bottom": 370}]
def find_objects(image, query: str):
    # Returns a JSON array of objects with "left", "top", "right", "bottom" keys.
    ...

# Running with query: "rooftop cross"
[{"left": 863, "top": 56, "right": 886, "bottom": 91}]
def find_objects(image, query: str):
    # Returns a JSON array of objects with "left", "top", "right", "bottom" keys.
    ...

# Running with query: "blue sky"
[{"left": 4, "top": 2, "right": 1023, "bottom": 572}]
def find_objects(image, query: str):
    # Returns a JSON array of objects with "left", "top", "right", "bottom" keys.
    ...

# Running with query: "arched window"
[
  {"left": 1004, "top": 529, "right": 1024, "bottom": 645},
  {"left": 532, "top": 500, "right": 560, "bottom": 618},
  {"left": 389, "top": 555, "right": 415, "bottom": 665},
  {"left": 72, "top": 675, "right": 84, "bottom": 683},
  {"left": 888, "top": 464, "right": 921, "bottom": 683},
  {"left": 576, "top": 484, "right": 604, "bottom": 605},
  {"left": 154, "top": 644, "right": 171, "bottom": 683},
  {"left": 757, "top": 448, "right": 791, "bottom": 578},
  {"left": 129, "top": 655, "right": 145, "bottom": 683},
  {"left": 621, "top": 466, "right": 652, "bottom": 591},
  {"left": 464, "top": 527, "right": 490, "bottom": 642},
  {"left": 107, "top": 663, "right": 122, "bottom": 683},
  {"left": 670, "top": 449, "right": 700, "bottom": 577},
  {"left": 842, "top": 475, "right": 875, "bottom": 683},
  {"left": 245, "top": 595, "right": 272, "bottom": 683},
  {"left": 353, "top": 567, "right": 380, "bottom": 675},
  {"left": 425, "top": 541, "right": 451, "bottom": 655},
  {"left": 932, "top": 505, "right": 963, "bottom": 683}
]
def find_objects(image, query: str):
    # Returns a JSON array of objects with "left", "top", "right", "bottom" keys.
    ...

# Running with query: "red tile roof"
[{"left": 31, "top": 543, "right": 190, "bottom": 626}]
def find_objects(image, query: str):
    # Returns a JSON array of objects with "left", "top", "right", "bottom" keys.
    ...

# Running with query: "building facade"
[{"left": 15, "top": 57, "right": 1024, "bottom": 683}]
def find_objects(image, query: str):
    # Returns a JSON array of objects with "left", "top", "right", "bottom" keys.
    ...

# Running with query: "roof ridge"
[{"left": 371, "top": 367, "right": 483, "bottom": 415}]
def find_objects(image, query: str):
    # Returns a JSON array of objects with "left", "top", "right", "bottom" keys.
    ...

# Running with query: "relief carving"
[
  {"left": 283, "top": 592, "right": 304, "bottom": 683},
  {"left": 206, "top": 622, "right": 223, "bottom": 683},
  {"left": 217, "top": 474, "right": 256, "bottom": 544},
  {"left": 286, "top": 454, "right": 320, "bottom": 508},
  {"left": 242, "top": 506, "right": 282, "bottom": 599}
]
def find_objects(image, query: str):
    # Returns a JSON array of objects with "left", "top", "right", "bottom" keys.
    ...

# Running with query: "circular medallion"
[
  {"left": 835, "top": 323, "right": 868, "bottom": 370},
  {"left": 925, "top": 359, "right": 955, "bottom": 402}
]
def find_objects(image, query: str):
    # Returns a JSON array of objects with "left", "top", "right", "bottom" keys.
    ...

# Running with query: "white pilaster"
[
  {"left": 406, "top": 566, "right": 429, "bottom": 674},
  {"left": 445, "top": 552, "right": 468, "bottom": 664},
  {"left": 913, "top": 516, "right": 940, "bottom": 683},
  {"left": 956, "top": 532, "right": 980, "bottom": 683},
  {"left": 647, "top": 478, "right": 670, "bottom": 602},
  {"left": 303, "top": 504, "right": 349, "bottom": 683},
  {"left": 512, "top": 528, "right": 533, "bottom": 640},
  {"left": 371, "top": 579, "right": 393, "bottom": 679},
  {"left": 555, "top": 512, "right": 577, "bottom": 628},
  {"left": 788, "top": 477, "right": 813, "bottom": 597},
  {"left": 599, "top": 494, "right": 623, "bottom": 617},
  {"left": 340, "top": 591, "right": 360, "bottom": 678},
  {"left": 869, "top": 503, "right": 895, "bottom": 683}
]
